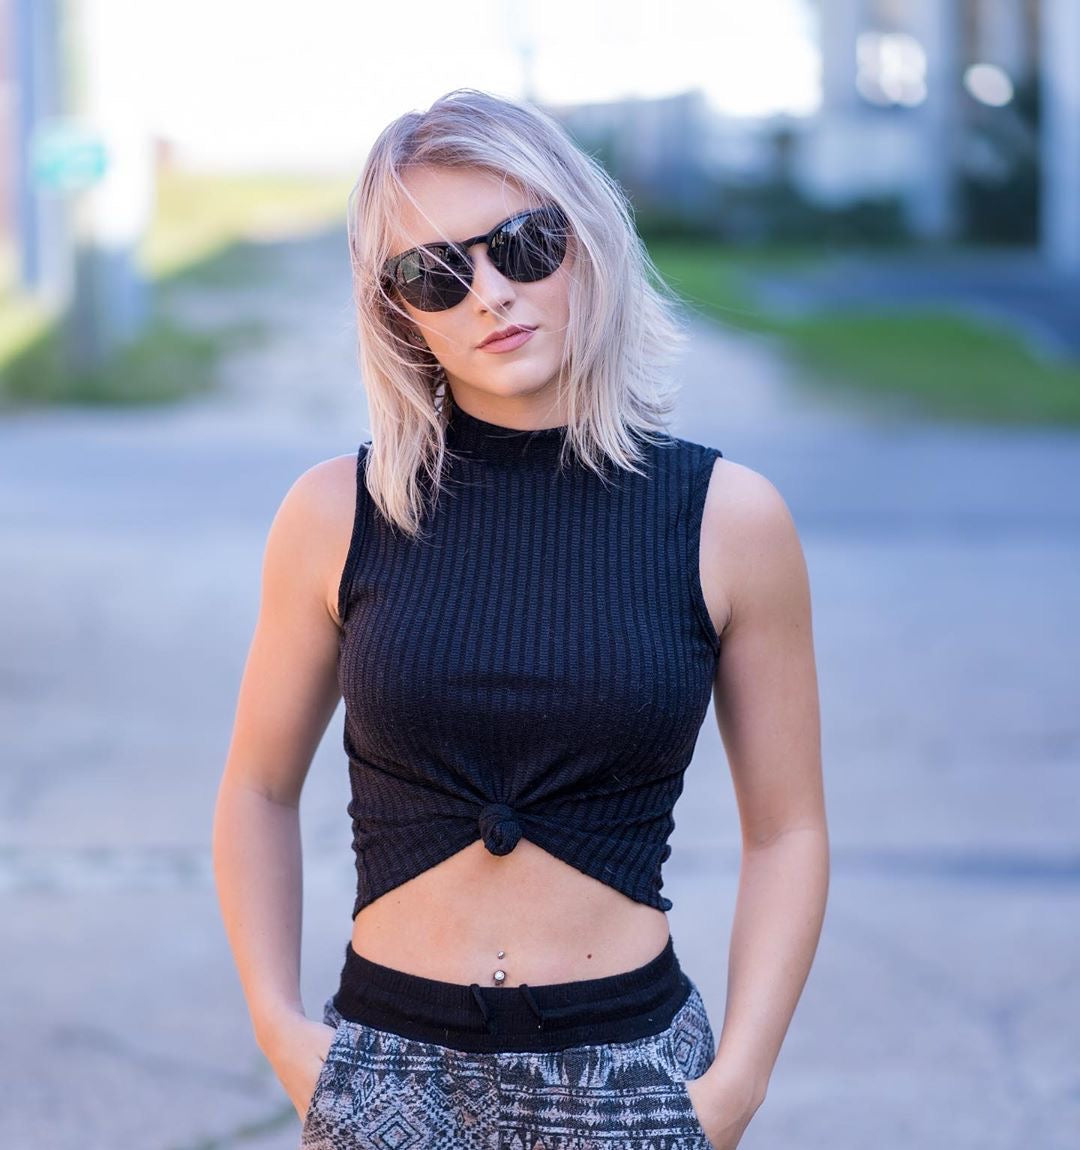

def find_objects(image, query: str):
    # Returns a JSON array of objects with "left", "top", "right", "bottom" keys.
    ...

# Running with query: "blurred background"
[{"left": 1, "top": 1, "right": 1078, "bottom": 1148}]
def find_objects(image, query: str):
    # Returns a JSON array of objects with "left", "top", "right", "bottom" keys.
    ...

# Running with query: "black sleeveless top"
[{"left": 335, "top": 404, "right": 723, "bottom": 918}]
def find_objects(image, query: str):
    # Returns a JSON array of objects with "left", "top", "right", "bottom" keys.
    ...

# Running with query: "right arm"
[{"left": 211, "top": 455, "right": 356, "bottom": 1116}]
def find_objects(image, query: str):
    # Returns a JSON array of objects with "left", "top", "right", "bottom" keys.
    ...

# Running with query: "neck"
[{"left": 444, "top": 399, "right": 570, "bottom": 467}]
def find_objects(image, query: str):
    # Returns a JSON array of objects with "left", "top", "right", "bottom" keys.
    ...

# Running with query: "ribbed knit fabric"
[{"left": 336, "top": 403, "right": 723, "bottom": 918}]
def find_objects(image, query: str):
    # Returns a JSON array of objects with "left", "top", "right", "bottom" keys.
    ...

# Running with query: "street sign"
[{"left": 30, "top": 119, "right": 109, "bottom": 192}]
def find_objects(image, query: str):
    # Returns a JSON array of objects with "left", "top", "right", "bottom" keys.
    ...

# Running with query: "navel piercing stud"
[
  {"left": 492, "top": 969, "right": 507, "bottom": 985},
  {"left": 497, "top": 950, "right": 505, "bottom": 959}
]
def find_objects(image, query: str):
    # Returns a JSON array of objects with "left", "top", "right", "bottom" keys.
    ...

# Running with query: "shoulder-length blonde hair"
[{"left": 347, "top": 87, "right": 689, "bottom": 538}]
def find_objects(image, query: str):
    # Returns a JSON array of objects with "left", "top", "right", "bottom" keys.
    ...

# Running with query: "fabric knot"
[{"left": 478, "top": 802, "right": 522, "bottom": 855}]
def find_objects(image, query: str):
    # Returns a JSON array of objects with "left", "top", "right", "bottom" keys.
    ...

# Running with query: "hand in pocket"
[
  {"left": 266, "top": 1016, "right": 339, "bottom": 1122},
  {"left": 684, "top": 1070, "right": 759, "bottom": 1150}
]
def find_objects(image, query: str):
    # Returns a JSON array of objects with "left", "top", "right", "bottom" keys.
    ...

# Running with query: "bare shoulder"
[
  {"left": 285, "top": 451, "right": 359, "bottom": 516},
  {"left": 273, "top": 451, "right": 361, "bottom": 629},
  {"left": 699, "top": 457, "right": 809, "bottom": 639}
]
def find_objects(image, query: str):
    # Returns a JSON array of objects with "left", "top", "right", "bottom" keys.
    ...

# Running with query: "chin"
[{"left": 456, "top": 369, "right": 562, "bottom": 401}]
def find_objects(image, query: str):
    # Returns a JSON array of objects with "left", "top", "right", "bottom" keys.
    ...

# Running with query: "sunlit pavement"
[{"left": 1, "top": 230, "right": 1078, "bottom": 1149}]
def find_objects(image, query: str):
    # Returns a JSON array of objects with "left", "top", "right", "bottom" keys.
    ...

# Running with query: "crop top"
[{"left": 335, "top": 402, "right": 724, "bottom": 918}]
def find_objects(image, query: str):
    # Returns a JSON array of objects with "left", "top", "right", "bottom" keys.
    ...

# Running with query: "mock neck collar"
[{"left": 444, "top": 402, "right": 570, "bottom": 467}]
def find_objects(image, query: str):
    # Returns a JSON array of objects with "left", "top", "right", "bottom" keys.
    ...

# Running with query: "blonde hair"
[{"left": 347, "top": 87, "right": 690, "bottom": 538}]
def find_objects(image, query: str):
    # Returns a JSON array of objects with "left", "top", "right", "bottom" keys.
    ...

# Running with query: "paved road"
[{"left": 2, "top": 228, "right": 1078, "bottom": 1149}]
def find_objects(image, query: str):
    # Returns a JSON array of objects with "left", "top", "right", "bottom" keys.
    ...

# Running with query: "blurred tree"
[{"left": 958, "top": 73, "right": 1040, "bottom": 244}]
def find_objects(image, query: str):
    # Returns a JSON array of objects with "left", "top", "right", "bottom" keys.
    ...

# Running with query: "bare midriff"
[{"left": 349, "top": 838, "right": 671, "bottom": 987}]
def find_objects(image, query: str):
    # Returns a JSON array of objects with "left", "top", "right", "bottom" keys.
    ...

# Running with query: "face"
[{"left": 386, "top": 165, "right": 574, "bottom": 426}]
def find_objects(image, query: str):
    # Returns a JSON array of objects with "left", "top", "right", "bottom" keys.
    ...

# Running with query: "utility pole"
[
  {"left": 13, "top": 0, "right": 73, "bottom": 309},
  {"left": 1041, "top": 0, "right": 1080, "bottom": 271},
  {"left": 909, "top": 0, "right": 964, "bottom": 241},
  {"left": 63, "top": 0, "right": 151, "bottom": 372},
  {"left": 13, "top": 0, "right": 151, "bottom": 376}
]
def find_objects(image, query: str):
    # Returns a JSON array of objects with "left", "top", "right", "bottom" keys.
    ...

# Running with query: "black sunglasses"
[{"left": 382, "top": 204, "right": 570, "bottom": 312}]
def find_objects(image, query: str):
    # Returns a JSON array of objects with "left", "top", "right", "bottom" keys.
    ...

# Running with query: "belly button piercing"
[{"left": 493, "top": 949, "right": 507, "bottom": 985}]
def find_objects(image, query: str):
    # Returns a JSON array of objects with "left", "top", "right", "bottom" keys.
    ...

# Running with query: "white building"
[{"left": 798, "top": 0, "right": 1077, "bottom": 269}]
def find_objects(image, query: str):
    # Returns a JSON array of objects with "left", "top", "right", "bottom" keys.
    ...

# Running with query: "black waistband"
[{"left": 331, "top": 934, "right": 690, "bottom": 1053}]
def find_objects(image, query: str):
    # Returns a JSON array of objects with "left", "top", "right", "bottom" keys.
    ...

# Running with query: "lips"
[{"left": 478, "top": 325, "right": 537, "bottom": 349}]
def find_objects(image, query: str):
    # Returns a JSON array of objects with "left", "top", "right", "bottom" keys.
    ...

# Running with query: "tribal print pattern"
[{"left": 300, "top": 982, "right": 717, "bottom": 1149}]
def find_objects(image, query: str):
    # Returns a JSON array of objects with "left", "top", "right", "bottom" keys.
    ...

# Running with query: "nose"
[{"left": 465, "top": 244, "right": 516, "bottom": 313}]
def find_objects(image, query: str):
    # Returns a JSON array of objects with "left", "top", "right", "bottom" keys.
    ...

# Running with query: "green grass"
[
  {"left": 647, "top": 241, "right": 819, "bottom": 336},
  {"left": 0, "top": 310, "right": 264, "bottom": 407},
  {"left": 0, "top": 170, "right": 354, "bottom": 408},
  {"left": 648, "top": 239, "right": 1080, "bottom": 425}
]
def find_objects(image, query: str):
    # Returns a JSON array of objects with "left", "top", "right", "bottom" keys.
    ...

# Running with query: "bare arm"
[
  {"left": 211, "top": 455, "right": 355, "bottom": 1110},
  {"left": 688, "top": 461, "right": 830, "bottom": 1147}
]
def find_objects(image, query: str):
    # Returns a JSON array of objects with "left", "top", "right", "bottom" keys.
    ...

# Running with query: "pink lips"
[{"left": 478, "top": 326, "right": 537, "bottom": 353}]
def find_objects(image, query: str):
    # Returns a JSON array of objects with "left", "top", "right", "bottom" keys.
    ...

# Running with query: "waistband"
[{"left": 331, "top": 934, "right": 691, "bottom": 1053}]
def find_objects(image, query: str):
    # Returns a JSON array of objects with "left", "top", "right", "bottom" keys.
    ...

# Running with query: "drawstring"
[
  {"left": 468, "top": 983, "right": 491, "bottom": 1029},
  {"left": 518, "top": 983, "right": 546, "bottom": 1029},
  {"left": 468, "top": 982, "right": 547, "bottom": 1031}
]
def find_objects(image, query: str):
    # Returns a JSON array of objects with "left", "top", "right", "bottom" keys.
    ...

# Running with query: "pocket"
[
  {"left": 663, "top": 984, "right": 718, "bottom": 1148},
  {"left": 300, "top": 1002, "right": 350, "bottom": 1136},
  {"left": 675, "top": 1075, "right": 716, "bottom": 1149}
]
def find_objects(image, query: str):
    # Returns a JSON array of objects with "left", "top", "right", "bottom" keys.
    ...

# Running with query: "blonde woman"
[{"left": 212, "top": 88, "right": 829, "bottom": 1150}]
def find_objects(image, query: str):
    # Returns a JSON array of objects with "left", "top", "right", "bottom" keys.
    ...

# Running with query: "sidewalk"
[{"left": 1, "top": 228, "right": 1078, "bottom": 1149}]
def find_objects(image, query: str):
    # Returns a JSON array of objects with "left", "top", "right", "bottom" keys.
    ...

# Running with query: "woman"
[{"left": 212, "top": 88, "right": 829, "bottom": 1150}]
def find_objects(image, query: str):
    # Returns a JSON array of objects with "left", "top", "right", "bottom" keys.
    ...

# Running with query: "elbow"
[{"left": 743, "top": 816, "right": 829, "bottom": 853}]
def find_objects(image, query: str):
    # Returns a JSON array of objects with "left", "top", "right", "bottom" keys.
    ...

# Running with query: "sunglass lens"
[
  {"left": 495, "top": 208, "right": 569, "bottom": 283},
  {"left": 397, "top": 245, "right": 471, "bottom": 310}
]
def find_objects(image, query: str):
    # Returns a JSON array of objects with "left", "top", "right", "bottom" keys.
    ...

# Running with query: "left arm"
[{"left": 687, "top": 460, "right": 830, "bottom": 1148}]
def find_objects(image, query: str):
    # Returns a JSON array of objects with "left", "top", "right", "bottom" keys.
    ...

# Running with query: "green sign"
[{"left": 31, "top": 120, "right": 108, "bottom": 192}]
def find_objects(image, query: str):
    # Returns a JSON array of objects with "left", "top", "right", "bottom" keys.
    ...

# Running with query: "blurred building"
[
  {"left": 550, "top": 89, "right": 789, "bottom": 188},
  {"left": 798, "top": 0, "right": 1076, "bottom": 267},
  {"left": 547, "top": 90, "right": 718, "bottom": 216},
  {"left": 549, "top": 1, "right": 1075, "bottom": 268},
  {"left": 801, "top": 0, "right": 1038, "bottom": 239},
  {"left": 0, "top": 0, "right": 15, "bottom": 261}
]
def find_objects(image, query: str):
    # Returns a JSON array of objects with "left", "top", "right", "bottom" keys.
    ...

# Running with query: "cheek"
[
  {"left": 427, "top": 322, "right": 471, "bottom": 359},
  {"left": 404, "top": 310, "right": 456, "bottom": 357},
  {"left": 544, "top": 271, "right": 573, "bottom": 327}
]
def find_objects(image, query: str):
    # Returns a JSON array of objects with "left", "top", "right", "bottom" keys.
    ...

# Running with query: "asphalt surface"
[{"left": 2, "top": 227, "right": 1078, "bottom": 1149}]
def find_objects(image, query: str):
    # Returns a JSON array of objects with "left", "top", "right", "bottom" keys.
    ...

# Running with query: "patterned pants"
[{"left": 299, "top": 979, "right": 717, "bottom": 1149}]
